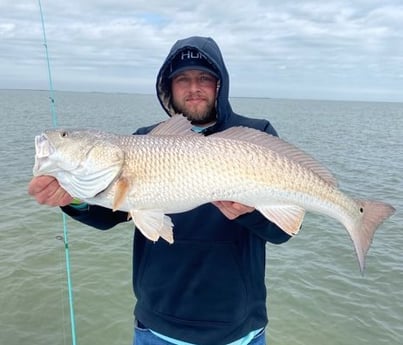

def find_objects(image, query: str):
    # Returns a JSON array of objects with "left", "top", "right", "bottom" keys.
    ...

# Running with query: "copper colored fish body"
[{"left": 33, "top": 115, "right": 395, "bottom": 272}]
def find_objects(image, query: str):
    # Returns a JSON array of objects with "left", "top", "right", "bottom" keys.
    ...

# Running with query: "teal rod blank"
[{"left": 38, "top": 1, "right": 78, "bottom": 344}]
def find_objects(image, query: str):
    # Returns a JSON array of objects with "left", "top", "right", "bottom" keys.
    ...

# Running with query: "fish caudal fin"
[
  {"left": 130, "top": 209, "right": 174, "bottom": 244},
  {"left": 350, "top": 200, "right": 395, "bottom": 273}
]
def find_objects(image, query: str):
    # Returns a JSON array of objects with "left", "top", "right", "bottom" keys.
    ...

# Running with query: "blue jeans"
[{"left": 133, "top": 324, "right": 266, "bottom": 345}]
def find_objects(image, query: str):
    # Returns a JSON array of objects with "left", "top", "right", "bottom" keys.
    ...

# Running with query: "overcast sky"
[{"left": 1, "top": 0, "right": 402, "bottom": 102}]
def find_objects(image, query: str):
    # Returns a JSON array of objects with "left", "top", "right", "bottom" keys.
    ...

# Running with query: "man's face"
[{"left": 171, "top": 70, "right": 217, "bottom": 125}]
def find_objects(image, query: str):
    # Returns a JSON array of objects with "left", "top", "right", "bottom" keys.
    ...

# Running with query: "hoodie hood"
[{"left": 156, "top": 36, "right": 233, "bottom": 127}]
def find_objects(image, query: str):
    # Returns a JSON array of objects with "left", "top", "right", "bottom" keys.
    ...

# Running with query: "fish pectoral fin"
[
  {"left": 257, "top": 205, "right": 305, "bottom": 236},
  {"left": 130, "top": 209, "right": 174, "bottom": 244},
  {"left": 112, "top": 176, "right": 131, "bottom": 211}
]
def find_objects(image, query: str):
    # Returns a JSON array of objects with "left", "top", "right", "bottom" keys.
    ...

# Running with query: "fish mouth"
[{"left": 33, "top": 134, "right": 55, "bottom": 175}]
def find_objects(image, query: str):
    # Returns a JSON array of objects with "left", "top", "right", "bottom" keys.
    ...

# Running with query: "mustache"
[{"left": 185, "top": 94, "right": 206, "bottom": 101}]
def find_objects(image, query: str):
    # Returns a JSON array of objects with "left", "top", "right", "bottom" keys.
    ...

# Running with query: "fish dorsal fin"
[
  {"left": 211, "top": 127, "right": 338, "bottom": 187},
  {"left": 257, "top": 205, "right": 305, "bottom": 236},
  {"left": 149, "top": 115, "right": 196, "bottom": 137},
  {"left": 129, "top": 209, "right": 174, "bottom": 244}
]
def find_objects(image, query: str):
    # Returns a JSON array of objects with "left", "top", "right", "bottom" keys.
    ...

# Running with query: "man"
[{"left": 29, "top": 36, "right": 291, "bottom": 345}]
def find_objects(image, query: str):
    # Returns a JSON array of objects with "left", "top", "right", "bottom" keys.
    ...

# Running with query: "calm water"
[{"left": 0, "top": 90, "right": 402, "bottom": 345}]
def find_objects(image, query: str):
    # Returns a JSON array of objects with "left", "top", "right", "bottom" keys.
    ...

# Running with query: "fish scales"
[
  {"left": 33, "top": 115, "right": 395, "bottom": 272},
  {"left": 116, "top": 136, "right": 264, "bottom": 210},
  {"left": 121, "top": 136, "right": 303, "bottom": 209}
]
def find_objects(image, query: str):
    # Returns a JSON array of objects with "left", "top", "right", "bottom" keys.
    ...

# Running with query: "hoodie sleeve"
[{"left": 61, "top": 205, "right": 129, "bottom": 230}]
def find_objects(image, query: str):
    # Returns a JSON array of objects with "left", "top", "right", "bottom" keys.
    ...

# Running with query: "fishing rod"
[{"left": 37, "top": 1, "right": 78, "bottom": 344}]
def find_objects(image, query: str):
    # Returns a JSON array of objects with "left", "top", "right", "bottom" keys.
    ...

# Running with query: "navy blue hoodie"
[{"left": 62, "top": 36, "right": 290, "bottom": 345}]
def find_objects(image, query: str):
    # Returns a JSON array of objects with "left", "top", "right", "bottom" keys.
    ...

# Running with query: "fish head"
[{"left": 33, "top": 129, "right": 124, "bottom": 199}]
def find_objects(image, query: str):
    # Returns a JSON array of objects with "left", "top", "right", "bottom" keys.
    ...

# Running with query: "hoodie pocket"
[{"left": 137, "top": 240, "right": 248, "bottom": 326}]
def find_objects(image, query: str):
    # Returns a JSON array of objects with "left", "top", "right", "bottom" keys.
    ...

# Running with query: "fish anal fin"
[
  {"left": 258, "top": 205, "right": 305, "bottom": 236},
  {"left": 130, "top": 209, "right": 174, "bottom": 244},
  {"left": 112, "top": 176, "right": 131, "bottom": 211}
]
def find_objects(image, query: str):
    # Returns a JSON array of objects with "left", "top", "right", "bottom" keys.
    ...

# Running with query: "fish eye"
[{"left": 61, "top": 131, "right": 68, "bottom": 138}]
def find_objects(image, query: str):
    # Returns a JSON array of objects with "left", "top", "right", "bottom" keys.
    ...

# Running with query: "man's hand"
[
  {"left": 28, "top": 176, "right": 73, "bottom": 207},
  {"left": 212, "top": 201, "right": 254, "bottom": 220}
]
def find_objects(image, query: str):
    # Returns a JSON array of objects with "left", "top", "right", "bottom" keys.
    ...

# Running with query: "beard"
[{"left": 172, "top": 95, "right": 217, "bottom": 125}]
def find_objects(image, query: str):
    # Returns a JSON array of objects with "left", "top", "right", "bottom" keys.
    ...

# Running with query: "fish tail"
[{"left": 349, "top": 200, "right": 395, "bottom": 273}]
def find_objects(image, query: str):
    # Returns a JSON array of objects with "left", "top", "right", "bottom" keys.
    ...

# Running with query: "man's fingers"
[
  {"left": 212, "top": 201, "right": 254, "bottom": 220},
  {"left": 28, "top": 176, "right": 73, "bottom": 206}
]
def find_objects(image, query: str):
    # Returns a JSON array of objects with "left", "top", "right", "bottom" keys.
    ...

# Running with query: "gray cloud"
[{"left": 1, "top": 0, "right": 402, "bottom": 101}]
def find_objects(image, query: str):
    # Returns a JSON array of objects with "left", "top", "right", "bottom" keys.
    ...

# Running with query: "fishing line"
[
  {"left": 56, "top": 235, "right": 69, "bottom": 345},
  {"left": 38, "top": 1, "right": 78, "bottom": 344}
]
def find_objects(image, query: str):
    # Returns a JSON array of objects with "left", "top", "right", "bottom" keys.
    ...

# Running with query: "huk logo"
[{"left": 180, "top": 50, "right": 207, "bottom": 61}]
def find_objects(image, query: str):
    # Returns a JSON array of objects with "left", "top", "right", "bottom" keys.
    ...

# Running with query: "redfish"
[{"left": 33, "top": 115, "right": 395, "bottom": 272}]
